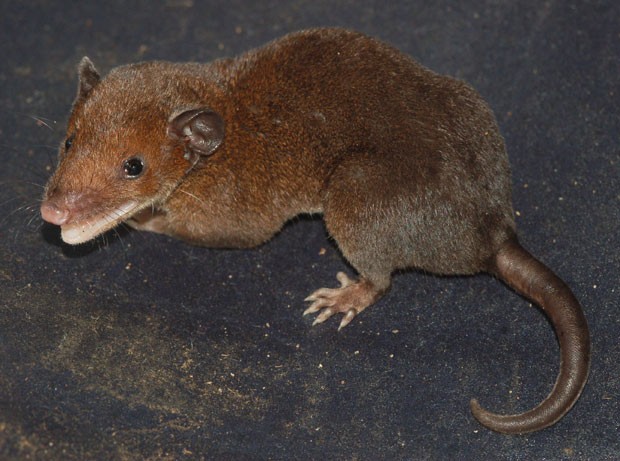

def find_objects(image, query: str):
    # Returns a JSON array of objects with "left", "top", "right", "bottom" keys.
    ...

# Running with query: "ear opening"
[
  {"left": 167, "top": 108, "right": 225, "bottom": 161},
  {"left": 76, "top": 57, "right": 101, "bottom": 102}
]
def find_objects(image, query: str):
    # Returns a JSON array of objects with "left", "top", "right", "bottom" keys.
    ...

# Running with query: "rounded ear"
[
  {"left": 167, "top": 108, "right": 225, "bottom": 160},
  {"left": 76, "top": 57, "right": 100, "bottom": 102}
]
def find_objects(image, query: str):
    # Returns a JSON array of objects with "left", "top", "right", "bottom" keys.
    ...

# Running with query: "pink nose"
[{"left": 41, "top": 201, "right": 70, "bottom": 225}]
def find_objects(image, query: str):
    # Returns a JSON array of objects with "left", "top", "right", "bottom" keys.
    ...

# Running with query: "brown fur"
[{"left": 40, "top": 28, "right": 589, "bottom": 434}]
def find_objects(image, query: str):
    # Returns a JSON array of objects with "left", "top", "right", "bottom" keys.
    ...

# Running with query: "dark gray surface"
[{"left": 1, "top": 1, "right": 618, "bottom": 459}]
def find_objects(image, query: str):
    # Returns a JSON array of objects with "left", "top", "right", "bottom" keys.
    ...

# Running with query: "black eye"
[
  {"left": 64, "top": 133, "right": 75, "bottom": 151},
  {"left": 123, "top": 157, "right": 144, "bottom": 178}
]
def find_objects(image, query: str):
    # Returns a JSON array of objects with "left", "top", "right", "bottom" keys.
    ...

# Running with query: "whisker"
[
  {"left": 26, "top": 212, "right": 43, "bottom": 230},
  {"left": 0, "top": 202, "right": 40, "bottom": 228},
  {"left": 4, "top": 112, "right": 58, "bottom": 131},
  {"left": 0, "top": 179, "right": 46, "bottom": 191},
  {"left": 0, "top": 196, "right": 22, "bottom": 208},
  {"left": 12, "top": 228, "right": 21, "bottom": 245},
  {"left": 112, "top": 226, "right": 124, "bottom": 248},
  {"left": 100, "top": 231, "right": 108, "bottom": 250},
  {"left": 28, "top": 115, "right": 56, "bottom": 131},
  {"left": 178, "top": 188, "right": 208, "bottom": 207},
  {"left": 108, "top": 210, "right": 126, "bottom": 242}
]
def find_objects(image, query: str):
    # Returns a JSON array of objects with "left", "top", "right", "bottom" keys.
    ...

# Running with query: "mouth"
[{"left": 60, "top": 201, "right": 140, "bottom": 245}]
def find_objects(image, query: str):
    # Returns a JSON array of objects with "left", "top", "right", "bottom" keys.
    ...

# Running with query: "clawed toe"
[
  {"left": 312, "top": 307, "right": 336, "bottom": 325},
  {"left": 335, "top": 271, "right": 354, "bottom": 288},
  {"left": 338, "top": 309, "right": 357, "bottom": 330},
  {"left": 303, "top": 296, "right": 335, "bottom": 316}
]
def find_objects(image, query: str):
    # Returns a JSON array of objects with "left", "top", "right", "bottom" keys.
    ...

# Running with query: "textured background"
[{"left": 1, "top": 1, "right": 618, "bottom": 459}]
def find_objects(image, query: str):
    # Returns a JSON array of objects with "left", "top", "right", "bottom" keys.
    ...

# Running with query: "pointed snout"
[{"left": 40, "top": 201, "right": 70, "bottom": 226}]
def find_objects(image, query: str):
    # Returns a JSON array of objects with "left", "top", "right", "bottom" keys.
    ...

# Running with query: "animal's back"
[{"left": 226, "top": 28, "right": 516, "bottom": 271}]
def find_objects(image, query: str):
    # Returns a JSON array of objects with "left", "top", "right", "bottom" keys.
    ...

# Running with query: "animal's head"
[{"left": 41, "top": 57, "right": 225, "bottom": 244}]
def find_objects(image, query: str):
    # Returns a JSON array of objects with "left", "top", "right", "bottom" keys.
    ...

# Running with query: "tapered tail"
[{"left": 470, "top": 239, "right": 590, "bottom": 434}]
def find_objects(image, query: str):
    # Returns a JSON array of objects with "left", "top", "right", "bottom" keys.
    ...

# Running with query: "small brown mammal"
[{"left": 40, "top": 28, "right": 589, "bottom": 434}]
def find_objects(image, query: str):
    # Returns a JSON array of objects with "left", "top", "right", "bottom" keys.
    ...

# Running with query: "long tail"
[{"left": 470, "top": 238, "right": 590, "bottom": 434}]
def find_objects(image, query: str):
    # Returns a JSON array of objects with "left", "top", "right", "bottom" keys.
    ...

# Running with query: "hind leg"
[{"left": 304, "top": 155, "right": 413, "bottom": 329}]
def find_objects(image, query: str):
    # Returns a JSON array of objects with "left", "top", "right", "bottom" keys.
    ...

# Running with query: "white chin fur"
[{"left": 60, "top": 201, "right": 139, "bottom": 245}]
